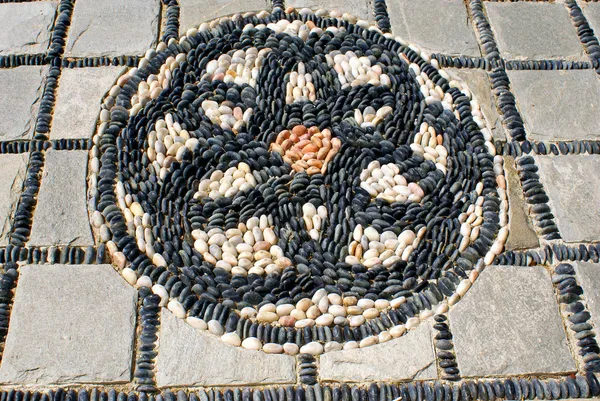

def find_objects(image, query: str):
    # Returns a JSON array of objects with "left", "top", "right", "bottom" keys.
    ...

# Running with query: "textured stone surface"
[
  {"left": 0, "top": 66, "right": 47, "bottom": 141},
  {"left": 156, "top": 309, "right": 297, "bottom": 387},
  {"left": 503, "top": 156, "right": 539, "bottom": 250},
  {"left": 450, "top": 265, "right": 575, "bottom": 377},
  {"left": 447, "top": 69, "right": 504, "bottom": 141},
  {"left": 387, "top": 0, "right": 480, "bottom": 57},
  {"left": 286, "top": 0, "right": 371, "bottom": 21},
  {"left": 574, "top": 262, "right": 600, "bottom": 331},
  {"left": 0, "top": 265, "right": 136, "bottom": 385},
  {"left": 507, "top": 70, "right": 600, "bottom": 142},
  {"left": 534, "top": 155, "right": 600, "bottom": 243},
  {"left": 583, "top": 3, "right": 600, "bottom": 42},
  {"left": 28, "top": 150, "right": 93, "bottom": 246},
  {"left": 0, "top": 2, "right": 57, "bottom": 55},
  {"left": 0, "top": 154, "right": 28, "bottom": 246},
  {"left": 51, "top": 67, "right": 125, "bottom": 139},
  {"left": 179, "top": 0, "right": 269, "bottom": 34},
  {"left": 320, "top": 321, "right": 437, "bottom": 382},
  {"left": 65, "top": 0, "right": 159, "bottom": 57},
  {"left": 486, "top": 2, "right": 585, "bottom": 60}
]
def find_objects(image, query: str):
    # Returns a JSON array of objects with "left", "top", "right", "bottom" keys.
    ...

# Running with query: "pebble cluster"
[
  {"left": 89, "top": 8, "right": 509, "bottom": 355},
  {"left": 269, "top": 125, "right": 340, "bottom": 175}
]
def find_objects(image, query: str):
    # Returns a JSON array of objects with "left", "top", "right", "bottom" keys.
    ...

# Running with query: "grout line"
[
  {"left": 0, "top": 263, "right": 18, "bottom": 367},
  {"left": 565, "top": 0, "right": 600, "bottom": 75},
  {"left": 433, "top": 314, "right": 462, "bottom": 381}
]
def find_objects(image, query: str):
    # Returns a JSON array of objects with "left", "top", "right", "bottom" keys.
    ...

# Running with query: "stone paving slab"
[
  {"left": 179, "top": 0, "right": 269, "bottom": 34},
  {"left": 503, "top": 156, "right": 539, "bottom": 250},
  {"left": 51, "top": 66, "right": 125, "bottom": 140},
  {"left": 485, "top": 2, "right": 586, "bottom": 60},
  {"left": 387, "top": 0, "right": 480, "bottom": 57},
  {"left": 155, "top": 309, "right": 297, "bottom": 387},
  {"left": 573, "top": 262, "right": 600, "bottom": 332},
  {"left": 450, "top": 265, "right": 576, "bottom": 377},
  {"left": 582, "top": 2, "right": 600, "bottom": 40},
  {"left": 507, "top": 70, "right": 600, "bottom": 142},
  {"left": 0, "top": 154, "right": 28, "bottom": 247},
  {"left": 320, "top": 321, "right": 437, "bottom": 382},
  {"left": 534, "top": 155, "right": 600, "bottom": 243},
  {"left": 0, "top": 264, "right": 136, "bottom": 385},
  {"left": 28, "top": 150, "right": 93, "bottom": 247},
  {"left": 0, "top": 66, "right": 47, "bottom": 141},
  {"left": 65, "top": 0, "right": 159, "bottom": 57},
  {"left": 0, "top": 2, "right": 57, "bottom": 56}
]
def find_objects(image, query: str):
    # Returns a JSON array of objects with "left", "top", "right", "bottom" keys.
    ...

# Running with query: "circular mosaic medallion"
[{"left": 89, "top": 8, "right": 508, "bottom": 354}]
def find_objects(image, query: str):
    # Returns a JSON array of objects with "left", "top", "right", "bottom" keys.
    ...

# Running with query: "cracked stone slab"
[
  {"left": 507, "top": 70, "right": 600, "bottom": 142},
  {"left": 156, "top": 309, "right": 296, "bottom": 387},
  {"left": 447, "top": 69, "right": 504, "bottom": 141},
  {"left": 387, "top": 0, "right": 480, "bottom": 57},
  {"left": 286, "top": 0, "right": 371, "bottom": 21},
  {"left": 0, "top": 66, "right": 47, "bottom": 141},
  {"left": 320, "top": 321, "right": 437, "bottom": 382},
  {"left": 534, "top": 155, "right": 600, "bottom": 243},
  {"left": 0, "top": 154, "right": 29, "bottom": 246},
  {"left": 0, "top": 2, "right": 57, "bottom": 55},
  {"left": 179, "top": 0, "right": 269, "bottom": 34},
  {"left": 28, "top": 150, "right": 93, "bottom": 247},
  {"left": 65, "top": 0, "right": 159, "bottom": 57},
  {"left": 573, "top": 262, "right": 600, "bottom": 331},
  {"left": 485, "top": 2, "right": 586, "bottom": 60},
  {"left": 51, "top": 67, "right": 125, "bottom": 139},
  {"left": 450, "top": 265, "right": 576, "bottom": 377},
  {"left": 503, "top": 156, "right": 539, "bottom": 250},
  {"left": 0, "top": 264, "right": 136, "bottom": 385}
]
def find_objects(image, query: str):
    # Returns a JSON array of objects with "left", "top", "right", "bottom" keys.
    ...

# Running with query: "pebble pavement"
[{"left": 0, "top": 0, "right": 598, "bottom": 399}]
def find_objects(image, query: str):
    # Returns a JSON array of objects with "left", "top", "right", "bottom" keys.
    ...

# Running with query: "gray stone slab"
[
  {"left": 320, "top": 321, "right": 437, "bottom": 382},
  {"left": 573, "top": 262, "right": 600, "bottom": 331},
  {"left": 507, "top": 70, "right": 600, "bottom": 142},
  {"left": 0, "top": 154, "right": 28, "bottom": 246},
  {"left": 534, "top": 155, "right": 600, "bottom": 243},
  {"left": 156, "top": 309, "right": 296, "bottom": 387},
  {"left": 65, "top": 0, "right": 159, "bottom": 57},
  {"left": 286, "top": 0, "right": 371, "bottom": 21},
  {"left": 503, "top": 156, "right": 539, "bottom": 250},
  {"left": 387, "top": 0, "right": 480, "bottom": 57},
  {"left": 51, "top": 67, "right": 125, "bottom": 139},
  {"left": 450, "top": 265, "right": 575, "bottom": 377},
  {"left": 0, "top": 264, "right": 136, "bottom": 385},
  {"left": 28, "top": 150, "right": 93, "bottom": 246},
  {"left": 0, "top": 66, "right": 47, "bottom": 141},
  {"left": 179, "top": 0, "right": 269, "bottom": 34},
  {"left": 583, "top": 3, "right": 600, "bottom": 43},
  {"left": 0, "top": 2, "right": 57, "bottom": 55},
  {"left": 485, "top": 2, "right": 585, "bottom": 60},
  {"left": 446, "top": 69, "right": 504, "bottom": 141}
]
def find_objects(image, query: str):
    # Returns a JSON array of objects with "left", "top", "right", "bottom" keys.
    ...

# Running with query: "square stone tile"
[
  {"left": 534, "top": 155, "right": 600, "bottom": 243},
  {"left": 0, "top": 66, "right": 47, "bottom": 141},
  {"left": 320, "top": 321, "right": 437, "bottom": 382},
  {"left": 286, "top": 0, "right": 371, "bottom": 21},
  {"left": 0, "top": 154, "right": 29, "bottom": 246},
  {"left": 573, "top": 262, "right": 600, "bottom": 331},
  {"left": 387, "top": 0, "right": 480, "bottom": 57},
  {"left": 28, "top": 150, "right": 93, "bottom": 247},
  {"left": 0, "top": 2, "right": 57, "bottom": 55},
  {"left": 0, "top": 264, "right": 136, "bottom": 385},
  {"left": 51, "top": 67, "right": 125, "bottom": 139},
  {"left": 65, "top": 0, "right": 159, "bottom": 57},
  {"left": 156, "top": 309, "right": 296, "bottom": 387},
  {"left": 583, "top": 2, "right": 600, "bottom": 41},
  {"left": 179, "top": 0, "right": 269, "bottom": 34},
  {"left": 503, "top": 156, "right": 539, "bottom": 250},
  {"left": 507, "top": 70, "right": 600, "bottom": 142},
  {"left": 485, "top": 2, "right": 585, "bottom": 60},
  {"left": 450, "top": 265, "right": 575, "bottom": 377}
]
